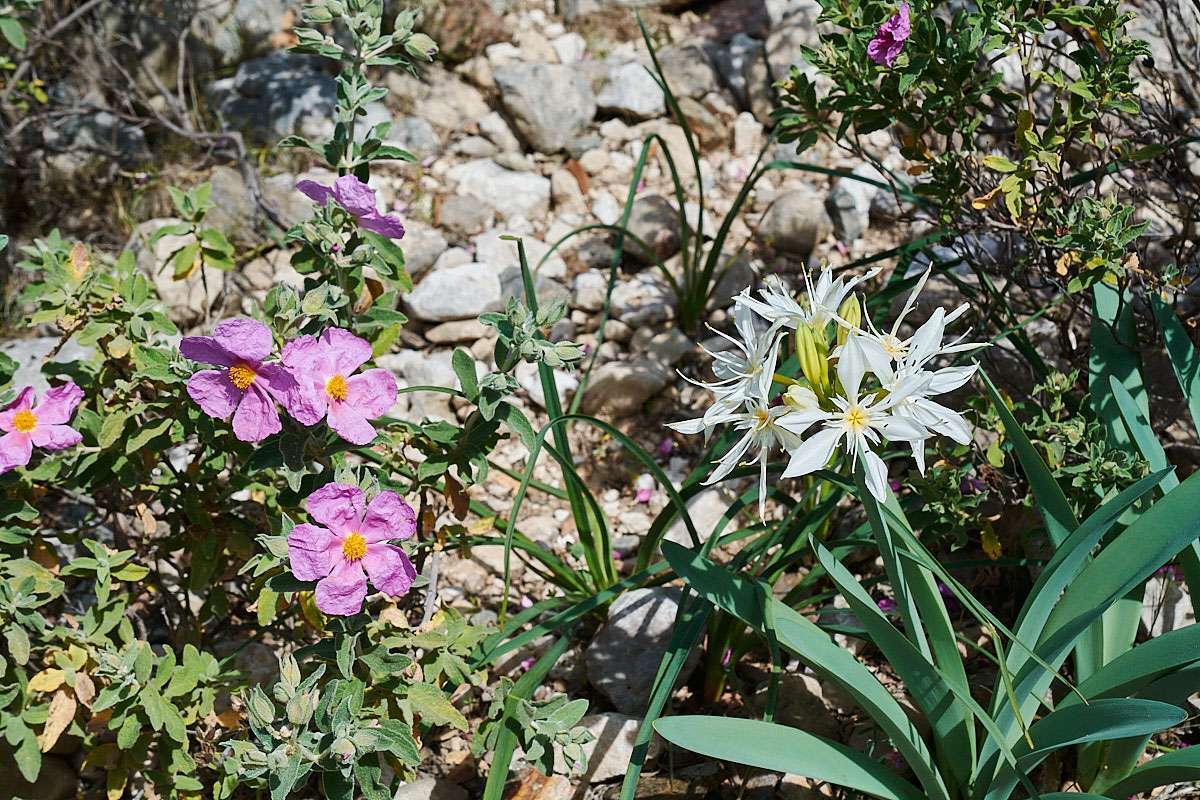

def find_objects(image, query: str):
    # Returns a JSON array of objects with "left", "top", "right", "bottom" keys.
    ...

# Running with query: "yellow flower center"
[
  {"left": 881, "top": 335, "right": 908, "bottom": 359},
  {"left": 844, "top": 405, "right": 870, "bottom": 432},
  {"left": 325, "top": 373, "right": 348, "bottom": 402},
  {"left": 12, "top": 409, "right": 37, "bottom": 433},
  {"left": 228, "top": 363, "right": 257, "bottom": 391},
  {"left": 752, "top": 408, "right": 773, "bottom": 431},
  {"left": 341, "top": 532, "right": 367, "bottom": 561}
]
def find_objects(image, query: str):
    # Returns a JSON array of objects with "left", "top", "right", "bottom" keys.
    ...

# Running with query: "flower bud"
[
  {"left": 836, "top": 294, "right": 862, "bottom": 346},
  {"left": 331, "top": 737, "right": 356, "bottom": 764},
  {"left": 784, "top": 385, "right": 819, "bottom": 413},
  {"left": 795, "top": 324, "right": 828, "bottom": 395},
  {"left": 405, "top": 33, "right": 437, "bottom": 61},
  {"left": 286, "top": 692, "right": 314, "bottom": 726}
]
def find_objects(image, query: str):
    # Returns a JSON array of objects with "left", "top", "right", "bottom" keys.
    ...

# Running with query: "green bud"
[
  {"left": 331, "top": 737, "right": 356, "bottom": 765},
  {"left": 248, "top": 687, "right": 275, "bottom": 727},
  {"left": 836, "top": 294, "right": 861, "bottom": 346},
  {"left": 404, "top": 32, "right": 438, "bottom": 61},
  {"left": 286, "top": 691, "right": 314, "bottom": 726},
  {"left": 795, "top": 324, "right": 828, "bottom": 394}
]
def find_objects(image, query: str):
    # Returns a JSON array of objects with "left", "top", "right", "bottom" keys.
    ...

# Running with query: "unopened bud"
[
  {"left": 331, "top": 737, "right": 356, "bottom": 764},
  {"left": 405, "top": 33, "right": 437, "bottom": 61},
  {"left": 836, "top": 294, "right": 861, "bottom": 346},
  {"left": 784, "top": 384, "right": 819, "bottom": 413},
  {"left": 795, "top": 325, "right": 828, "bottom": 395}
]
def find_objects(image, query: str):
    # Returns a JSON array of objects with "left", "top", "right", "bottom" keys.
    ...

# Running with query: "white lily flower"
[
  {"left": 672, "top": 299, "right": 781, "bottom": 443},
  {"left": 854, "top": 268, "right": 984, "bottom": 374},
  {"left": 779, "top": 343, "right": 927, "bottom": 501},
  {"left": 737, "top": 266, "right": 879, "bottom": 332}
]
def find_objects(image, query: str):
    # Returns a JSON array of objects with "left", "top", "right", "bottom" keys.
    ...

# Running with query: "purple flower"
[
  {"left": 287, "top": 482, "right": 418, "bottom": 616},
  {"left": 180, "top": 318, "right": 299, "bottom": 443},
  {"left": 635, "top": 487, "right": 653, "bottom": 503},
  {"left": 877, "top": 597, "right": 898, "bottom": 613},
  {"left": 297, "top": 175, "right": 406, "bottom": 239},
  {"left": 282, "top": 328, "right": 398, "bottom": 445},
  {"left": 0, "top": 382, "right": 83, "bottom": 474},
  {"left": 868, "top": 3, "right": 911, "bottom": 68},
  {"left": 656, "top": 437, "right": 675, "bottom": 458}
]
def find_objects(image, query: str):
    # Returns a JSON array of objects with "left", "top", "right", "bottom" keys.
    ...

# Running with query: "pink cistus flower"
[
  {"left": 296, "top": 175, "right": 406, "bottom": 239},
  {"left": 180, "top": 317, "right": 299, "bottom": 443},
  {"left": 282, "top": 328, "right": 398, "bottom": 445},
  {"left": 287, "top": 482, "right": 418, "bottom": 616},
  {"left": 0, "top": 382, "right": 83, "bottom": 474},
  {"left": 868, "top": 3, "right": 911, "bottom": 68}
]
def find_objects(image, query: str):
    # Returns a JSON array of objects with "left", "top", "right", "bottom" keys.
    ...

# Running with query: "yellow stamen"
[
  {"left": 325, "top": 374, "right": 348, "bottom": 402},
  {"left": 228, "top": 363, "right": 257, "bottom": 391},
  {"left": 341, "top": 532, "right": 367, "bottom": 561},
  {"left": 881, "top": 335, "right": 908, "bottom": 359},
  {"left": 844, "top": 405, "right": 869, "bottom": 432},
  {"left": 12, "top": 409, "right": 37, "bottom": 433},
  {"left": 752, "top": 408, "right": 773, "bottom": 431}
]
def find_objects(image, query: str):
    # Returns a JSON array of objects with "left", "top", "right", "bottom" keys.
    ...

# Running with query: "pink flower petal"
[
  {"left": 258, "top": 363, "right": 302, "bottom": 408},
  {"left": 363, "top": 543, "right": 417, "bottom": 597},
  {"left": 327, "top": 401, "right": 377, "bottom": 445},
  {"left": 31, "top": 424, "right": 81, "bottom": 450},
  {"left": 314, "top": 559, "right": 368, "bottom": 616},
  {"left": 0, "top": 387, "right": 36, "bottom": 432},
  {"left": 321, "top": 328, "right": 373, "bottom": 377},
  {"left": 287, "top": 523, "right": 341, "bottom": 581},
  {"left": 331, "top": 175, "right": 379, "bottom": 219},
  {"left": 0, "top": 431, "right": 32, "bottom": 473},
  {"left": 345, "top": 369, "right": 398, "bottom": 419},
  {"left": 187, "top": 370, "right": 242, "bottom": 420},
  {"left": 360, "top": 491, "right": 416, "bottom": 542},
  {"left": 358, "top": 212, "right": 406, "bottom": 239},
  {"left": 231, "top": 383, "right": 281, "bottom": 442},
  {"left": 212, "top": 317, "right": 273, "bottom": 363},
  {"left": 179, "top": 335, "right": 235, "bottom": 367},
  {"left": 33, "top": 382, "right": 83, "bottom": 425},
  {"left": 306, "top": 482, "right": 366, "bottom": 535},
  {"left": 281, "top": 334, "right": 321, "bottom": 370},
  {"left": 297, "top": 179, "right": 334, "bottom": 205}
]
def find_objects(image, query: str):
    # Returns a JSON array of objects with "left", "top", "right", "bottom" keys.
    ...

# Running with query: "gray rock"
[
  {"left": 406, "top": 262, "right": 503, "bottom": 322},
  {"left": 424, "top": 319, "right": 490, "bottom": 345},
  {"left": 707, "top": 34, "right": 766, "bottom": 112},
  {"left": 584, "top": 587, "right": 700, "bottom": 714},
  {"left": 392, "top": 778, "right": 468, "bottom": 800},
  {"left": 203, "top": 165, "right": 313, "bottom": 247},
  {"left": 577, "top": 713, "right": 664, "bottom": 783},
  {"left": 757, "top": 186, "right": 832, "bottom": 258},
  {"left": 376, "top": 349, "right": 476, "bottom": 422},
  {"left": 473, "top": 229, "right": 566, "bottom": 278},
  {"left": 658, "top": 42, "right": 722, "bottom": 99},
  {"left": 42, "top": 110, "right": 149, "bottom": 174},
  {"left": 610, "top": 273, "right": 674, "bottom": 326},
  {"left": 450, "top": 135, "right": 498, "bottom": 158},
  {"left": 664, "top": 486, "right": 739, "bottom": 547},
  {"left": 573, "top": 269, "right": 610, "bottom": 312},
  {"left": 494, "top": 63, "right": 596, "bottom": 153},
  {"left": 633, "top": 328, "right": 692, "bottom": 368},
  {"left": 403, "top": 221, "right": 450, "bottom": 276},
  {"left": 0, "top": 338, "right": 93, "bottom": 396},
  {"left": 754, "top": 673, "right": 841, "bottom": 741},
  {"left": 446, "top": 159, "right": 551, "bottom": 220},
  {"left": 390, "top": 115, "right": 441, "bottom": 157},
  {"left": 625, "top": 194, "right": 681, "bottom": 264},
  {"left": 581, "top": 359, "right": 672, "bottom": 417},
  {"left": 192, "top": 0, "right": 291, "bottom": 67},
  {"left": 479, "top": 110, "right": 522, "bottom": 153},
  {"left": 499, "top": 268, "right": 571, "bottom": 309},
  {"left": 210, "top": 52, "right": 336, "bottom": 143},
  {"left": 1142, "top": 574, "right": 1195, "bottom": 637},
  {"left": 515, "top": 361, "right": 579, "bottom": 410},
  {"left": 825, "top": 165, "right": 883, "bottom": 243},
  {"left": 439, "top": 195, "right": 495, "bottom": 236},
  {"left": 597, "top": 61, "right": 665, "bottom": 120}
]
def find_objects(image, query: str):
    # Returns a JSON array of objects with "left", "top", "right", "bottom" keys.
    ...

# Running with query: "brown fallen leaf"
[
  {"left": 39, "top": 688, "right": 77, "bottom": 752},
  {"left": 73, "top": 672, "right": 96, "bottom": 709}
]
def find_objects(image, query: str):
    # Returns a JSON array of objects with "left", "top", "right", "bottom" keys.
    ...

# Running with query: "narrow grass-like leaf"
[
  {"left": 1101, "top": 745, "right": 1200, "bottom": 798},
  {"left": 661, "top": 541, "right": 952, "bottom": 800},
  {"left": 654, "top": 716, "right": 924, "bottom": 800}
]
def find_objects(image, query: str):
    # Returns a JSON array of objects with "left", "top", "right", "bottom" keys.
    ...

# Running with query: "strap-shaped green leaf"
[
  {"left": 1101, "top": 745, "right": 1200, "bottom": 798},
  {"left": 654, "top": 716, "right": 923, "bottom": 800},
  {"left": 661, "top": 541, "right": 952, "bottom": 800}
]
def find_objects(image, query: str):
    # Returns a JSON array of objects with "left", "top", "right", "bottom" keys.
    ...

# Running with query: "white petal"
[
  {"left": 861, "top": 448, "right": 891, "bottom": 501},
  {"left": 907, "top": 308, "right": 946, "bottom": 365},
  {"left": 877, "top": 415, "right": 928, "bottom": 442},
  {"left": 910, "top": 439, "right": 928, "bottom": 474},
  {"left": 705, "top": 429, "right": 755, "bottom": 485},
  {"left": 667, "top": 417, "right": 708, "bottom": 435},
  {"left": 780, "top": 426, "right": 843, "bottom": 479},
  {"left": 927, "top": 364, "right": 977, "bottom": 394},
  {"left": 837, "top": 339, "right": 868, "bottom": 399}
]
